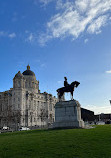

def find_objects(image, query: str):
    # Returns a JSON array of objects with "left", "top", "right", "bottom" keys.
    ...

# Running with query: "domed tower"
[
  {"left": 13, "top": 71, "right": 25, "bottom": 89},
  {"left": 22, "top": 65, "right": 39, "bottom": 93}
]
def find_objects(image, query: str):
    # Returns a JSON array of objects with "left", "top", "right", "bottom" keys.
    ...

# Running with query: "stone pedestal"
[{"left": 53, "top": 100, "right": 84, "bottom": 128}]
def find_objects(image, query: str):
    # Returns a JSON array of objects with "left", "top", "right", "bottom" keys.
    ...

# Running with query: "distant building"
[
  {"left": 95, "top": 113, "right": 111, "bottom": 122},
  {"left": 81, "top": 108, "right": 95, "bottom": 122},
  {"left": 0, "top": 65, "right": 57, "bottom": 130}
]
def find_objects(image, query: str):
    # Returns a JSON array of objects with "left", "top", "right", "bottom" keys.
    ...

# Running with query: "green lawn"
[{"left": 0, "top": 125, "right": 111, "bottom": 158}]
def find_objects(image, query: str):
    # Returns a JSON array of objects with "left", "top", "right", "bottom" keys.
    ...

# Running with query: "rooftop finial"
[{"left": 27, "top": 64, "right": 30, "bottom": 70}]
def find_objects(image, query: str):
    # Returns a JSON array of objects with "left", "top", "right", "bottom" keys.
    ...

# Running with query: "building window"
[
  {"left": 49, "top": 104, "right": 52, "bottom": 111},
  {"left": 29, "top": 100, "right": 31, "bottom": 109},
  {"left": 34, "top": 100, "right": 36, "bottom": 110},
  {"left": 18, "top": 81, "right": 21, "bottom": 88},
  {"left": 25, "top": 82, "right": 27, "bottom": 88},
  {"left": 23, "top": 104, "right": 24, "bottom": 110},
  {"left": 34, "top": 100, "right": 36, "bottom": 105},
  {"left": 29, "top": 82, "right": 31, "bottom": 87},
  {"left": 23, "top": 118, "right": 25, "bottom": 123},
  {"left": 18, "top": 104, "right": 20, "bottom": 108}
]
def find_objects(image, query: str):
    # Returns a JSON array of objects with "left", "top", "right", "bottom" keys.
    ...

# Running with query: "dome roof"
[
  {"left": 14, "top": 71, "right": 24, "bottom": 78},
  {"left": 22, "top": 65, "right": 35, "bottom": 76}
]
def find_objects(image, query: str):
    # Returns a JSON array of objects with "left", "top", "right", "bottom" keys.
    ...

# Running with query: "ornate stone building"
[{"left": 0, "top": 65, "right": 57, "bottom": 130}]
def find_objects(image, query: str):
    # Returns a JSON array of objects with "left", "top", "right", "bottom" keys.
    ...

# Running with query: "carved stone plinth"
[{"left": 53, "top": 100, "right": 84, "bottom": 128}]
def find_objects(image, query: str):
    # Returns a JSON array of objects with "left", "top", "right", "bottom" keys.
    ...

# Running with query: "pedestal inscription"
[{"left": 53, "top": 100, "right": 84, "bottom": 128}]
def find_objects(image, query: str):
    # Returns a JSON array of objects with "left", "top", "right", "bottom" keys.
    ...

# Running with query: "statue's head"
[{"left": 64, "top": 77, "right": 67, "bottom": 80}]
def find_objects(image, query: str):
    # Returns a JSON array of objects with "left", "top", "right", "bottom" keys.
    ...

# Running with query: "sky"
[{"left": 0, "top": 0, "right": 111, "bottom": 114}]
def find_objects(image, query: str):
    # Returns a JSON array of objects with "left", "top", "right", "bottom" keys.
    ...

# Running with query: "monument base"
[{"left": 53, "top": 100, "right": 84, "bottom": 129}]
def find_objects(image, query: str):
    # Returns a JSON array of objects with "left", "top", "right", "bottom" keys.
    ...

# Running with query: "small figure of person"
[{"left": 64, "top": 77, "right": 69, "bottom": 87}]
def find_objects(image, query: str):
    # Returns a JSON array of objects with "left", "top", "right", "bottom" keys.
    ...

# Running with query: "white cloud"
[
  {"left": 25, "top": 33, "right": 36, "bottom": 43},
  {"left": 85, "top": 105, "right": 111, "bottom": 114},
  {"left": 40, "top": 63, "right": 46, "bottom": 68},
  {"left": 84, "top": 38, "right": 88, "bottom": 43},
  {"left": 87, "top": 15, "right": 108, "bottom": 34},
  {"left": 39, "top": 0, "right": 111, "bottom": 45},
  {"left": 27, "top": 33, "right": 34, "bottom": 42},
  {"left": 0, "top": 31, "right": 16, "bottom": 39},
  {"left": 0, "top": 31, "right": 7, "bottom": 37},
  {"left": 56, "top": 0, "right": 73, "bottom": 10},
  {"left": 106, "top": 70, "right": 111, "bottom": 74},
  {"left": 57, "top": 80, "right": 62, "bottom": 84},
  {"left": 8, "top": 33, "right": 16, "bottom": 38},
  {"left": 38, "top": 0, "right": 54, "bottom": 5},
  {"left": 38, "top": 33, "right": 52, "bottom": 46}
]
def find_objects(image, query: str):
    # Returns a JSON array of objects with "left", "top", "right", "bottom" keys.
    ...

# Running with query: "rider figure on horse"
[
  {"left": 64, "top": 77, "right": 69, "bottom": 87},
  {"left": 57, "top": 77, "right": 80, "bottom": 101}
]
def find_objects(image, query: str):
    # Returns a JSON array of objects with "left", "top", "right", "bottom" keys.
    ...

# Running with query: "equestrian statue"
[{"left": 57, "top": 77, "right": 80, "bottom": 101}]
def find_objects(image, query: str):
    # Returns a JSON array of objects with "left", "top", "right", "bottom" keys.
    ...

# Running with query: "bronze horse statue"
[{"left": 57, "top": 81, "right": 80, "bottom": 101}]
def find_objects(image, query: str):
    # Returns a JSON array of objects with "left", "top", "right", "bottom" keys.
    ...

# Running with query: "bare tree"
[
  {"left": 6, "top": 105, "right": 13, "bottom": 128},
  {"left": 14, "top": 110, "right": 21, "bottom": 131},
  {"left": 38, "top": 109, "right": 48, "bottom": 128}
]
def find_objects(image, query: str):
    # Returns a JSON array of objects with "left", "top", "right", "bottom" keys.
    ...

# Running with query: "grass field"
[{"left": 0, "top": 125, "right": 111, "bottom": 158}]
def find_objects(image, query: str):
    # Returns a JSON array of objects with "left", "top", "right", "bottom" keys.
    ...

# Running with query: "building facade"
[
  {"left": 81, "top": 108, "right": 95, "bottom": 122},
  {"left": 0, "top": 65, "right": 57, "bottom": 130}
]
